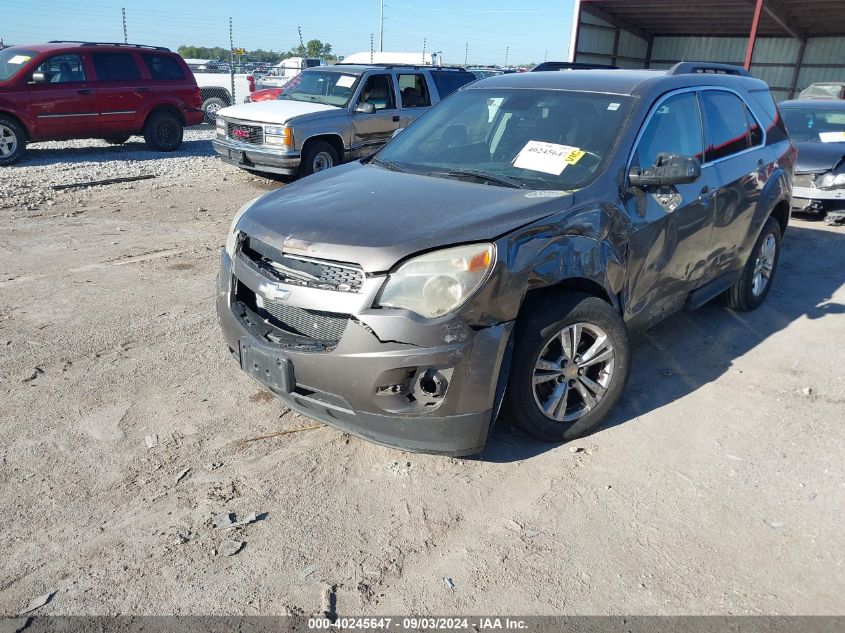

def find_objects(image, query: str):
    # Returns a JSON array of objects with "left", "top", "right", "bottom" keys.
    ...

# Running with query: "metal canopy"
[{"left": 581, "top": 0, "right": 845, "bottom": 38}]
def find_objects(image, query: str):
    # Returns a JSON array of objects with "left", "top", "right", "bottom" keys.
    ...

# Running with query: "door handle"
[
  {"left": 392, "top": 115, "right": 400, "bottom": 122},
  {"left": 698, "top": 186, "right": 716, "bottom": 203},
  {"left": 78, "top": 89, "right": 94, "bottom": 95}
]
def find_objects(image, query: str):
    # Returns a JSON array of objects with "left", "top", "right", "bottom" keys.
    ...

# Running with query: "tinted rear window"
[
  {"left": 701, "top": 90, "right": 750, "bottom": 162},
  {"left": 430, "top": 71, "right": 475, "bottom": 99},
  {"left": 143, "top": 54, "right": 184, "bottom": 80},
  {"left": 92, "top": 52, "right": 140, "bottom": 82}
]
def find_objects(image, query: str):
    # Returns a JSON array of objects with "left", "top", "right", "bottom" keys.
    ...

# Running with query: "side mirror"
[
  {"left": 30, "top": 72, "right": 49, "bottom": 84},
  {"left": 629, "top": 153, "right": 701, "bottom": 187},
  {"left": 391, "top": 128, "right": 404, "bottom": 138},
  {"left": 354, "top": 102, "right": 376, "bottom": 115}
]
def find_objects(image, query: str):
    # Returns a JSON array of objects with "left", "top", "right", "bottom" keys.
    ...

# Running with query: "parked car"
[
  {"left": 798, "top": 82, "right": 845, "bottom": 100},
  {"left": 0, "top": 41, "right": 204, "bottom": 165},
  {"left": 255, "top": 57, "right": 323, "bottom": 91},
  {"left": 212, "top": 64, "right": 475, "bottom": 177},
  {"left": 244, "top": 87, "right": 284, "bottom": 103},
  {"left": 780, "top": 99, "right": 845, "bottom": 219},
  {"left": 215, "top": 62, "right": 794, "bottom": 455},
  {"left": 467, "top": 67, "right": 504, "bottom": 80}
]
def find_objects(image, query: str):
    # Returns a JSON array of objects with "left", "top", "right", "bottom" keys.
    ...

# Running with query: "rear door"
[
  {"left": 699, "top": 89, "right": 765, "bottom": 275},
  {"left": 350, "top": 72, "right": 401, "bottom": 157},
  {"left": 89, "top": 51, "right": 148, "bottom": 133},
  {"left": 396, "top": 72, "right": 432, "bottom": 129},
  {"left": 623, "top": 90, "right": 721, "bottom": 325},
  {"left": 27, "top": 52, "right": 98, "bottom": 138}
]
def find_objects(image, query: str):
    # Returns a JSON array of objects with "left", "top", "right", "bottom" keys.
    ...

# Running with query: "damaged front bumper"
[
  {"left": 212, "top": 138, "right": 301, "bottom": 175},
  {"left": 216, "top": 249, "right": 512, "bottom": 456}
]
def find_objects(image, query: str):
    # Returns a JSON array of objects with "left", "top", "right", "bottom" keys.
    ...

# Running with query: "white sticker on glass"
[
  {"left": 513, "top": 141, "right": 586, "bottom": 175},
  {"left": 819, "top": 131, "right": 845, "bottom": 143},
  {"left": 336, "top": 75, "right": 356, "bottom": 88},
  {"left": 607, "top": 102, "right": 621, "bottom": 111},
  {"left": 9, "top": 55, "right": 32, "bottom": 64}
]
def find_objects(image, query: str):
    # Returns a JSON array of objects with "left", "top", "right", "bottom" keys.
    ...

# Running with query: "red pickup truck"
[{"left": 0, "top": 41, "right": 205, "bottom": 165}]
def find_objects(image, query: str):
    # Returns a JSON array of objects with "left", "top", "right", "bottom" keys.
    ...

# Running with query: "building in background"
[{"left": 568, "top": 0, "right": 845, "bottom": 100}]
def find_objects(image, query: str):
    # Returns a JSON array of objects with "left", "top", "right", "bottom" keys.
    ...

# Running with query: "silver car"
[{"left": 212, "top": 64, "right": 475, "bottom": 177}]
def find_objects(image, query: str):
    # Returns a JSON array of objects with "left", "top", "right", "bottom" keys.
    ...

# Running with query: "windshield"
[
  {"left": 782, "top": 106, "right": 845, "bottom": 143},
  {"left": 277, "top": 70, "right": 359, "bottom": 107},
  {"left": 375, "top": 88, "right": 632, "bottom": 190},
  {"left": 0, "top": 48, "right": 37, "bottom": 81}
]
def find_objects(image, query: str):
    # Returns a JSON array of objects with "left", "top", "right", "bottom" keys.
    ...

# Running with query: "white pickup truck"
[
  {"left": 255, "top": 57, "right": 325, "bottom": 90},
  {"left": 184, "top": 59, "right": 255, "bottom": 120}
]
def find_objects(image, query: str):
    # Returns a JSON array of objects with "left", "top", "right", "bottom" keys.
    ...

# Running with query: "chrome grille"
[
  {"left": 227, "top": 122, "right": 263, "bottom": 145},
  {"left": 242, "top": 237, "right": 364, "bottom": 293},
  {"left": 261, "top": 300, "right": 349, "bottom": 343}
]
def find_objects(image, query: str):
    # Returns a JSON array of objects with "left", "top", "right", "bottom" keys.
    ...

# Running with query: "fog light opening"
[{"left": 419, "top": 368, "right": 447, "bottom": 398}]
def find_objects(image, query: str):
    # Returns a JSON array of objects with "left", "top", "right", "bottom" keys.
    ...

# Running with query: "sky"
[{"left": 3, "top": 0, "right": 576, "bottom": 66}]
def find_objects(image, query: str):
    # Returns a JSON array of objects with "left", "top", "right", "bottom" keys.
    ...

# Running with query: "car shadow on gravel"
[
  {"left": 18, "top": 139, "right": 215, "bottom": 166},
  {"left": 476, "top": 223, "right": 845, "bottom": 463}
]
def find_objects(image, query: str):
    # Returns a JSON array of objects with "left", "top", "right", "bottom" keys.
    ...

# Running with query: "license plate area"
[{"left": 239, "top": 338, "right": 294, "bottom": 394}]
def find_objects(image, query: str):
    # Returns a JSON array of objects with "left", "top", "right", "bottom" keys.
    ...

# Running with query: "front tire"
[
  {"left": 503, "top": 293, "right": 631, "bottom": 443},
  {"left": 0, "top": 115, "right": 26, "bottom": 166},
  {"left": 143, "top": 111, "right": 183, "bottom": 152},
  {"left": 724, "top": 216, "right": 781, "bottom": 311},
  {"left": 299, "top": 141, "right": 339, "bottom": 177}
]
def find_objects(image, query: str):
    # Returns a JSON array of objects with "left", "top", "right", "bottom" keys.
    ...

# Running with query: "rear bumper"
[
  {"left": 215, "top": 251, "right": 512, "bottom": 456},
  {"left": 185, "top": 108, "right": 206, "bottom": 127},
  {"left": 212, "top": 138, "right": 301, "bottom": 175}
]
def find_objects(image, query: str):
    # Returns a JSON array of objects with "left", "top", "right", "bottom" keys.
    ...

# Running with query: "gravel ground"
[{"left": 0, "top": 137, "right": 843, "bottom": 617}]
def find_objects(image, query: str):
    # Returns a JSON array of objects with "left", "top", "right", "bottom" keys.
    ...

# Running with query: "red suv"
[{"left": 0, "top": 41, "right": 205, "bottom": 165}]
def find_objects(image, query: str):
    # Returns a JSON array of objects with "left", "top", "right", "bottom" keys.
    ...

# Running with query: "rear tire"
[
  {"left": 0, "top": 115, "right": 26, "bottom": 166},
  {"left": 201, "top": 97, "right": 227, "bottom": 124},
  {"left": 143, "top": 111, "right": 183, "bottom": 152},
  {"left": 299, "top": 141, "right": 339, "bottom": 177},
  {"left": 103, "top": 135, "right": 131, "bottom": 145},
  {"left": 503, "top": 292, "right": 631, "bottom": 443},
  {"left": 724, "top": 216, "right": 781, "bottom": 311}
]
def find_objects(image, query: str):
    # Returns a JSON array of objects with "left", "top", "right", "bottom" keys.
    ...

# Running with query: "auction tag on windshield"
[
  {"left": 513, "top": 141, "right": 585, "bottom": 175},
  {"left": 819, "top": 131, "right": 845, "bottom": 143},
  {"left": 9, "top": 55, "right": 31, "bottom": 64},
  {"left": 336, "top": 75, "right": 356, "bottom": 88}
]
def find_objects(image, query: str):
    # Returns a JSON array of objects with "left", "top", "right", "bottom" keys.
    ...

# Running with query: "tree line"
[{"left": 177, "top": 40, "right": 336, "bottom": 63}]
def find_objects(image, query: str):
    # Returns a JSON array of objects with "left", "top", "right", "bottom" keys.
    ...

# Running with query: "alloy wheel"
[
  {"left": 0, "top": 124, "right": 17, "bottom": 157},
  {"left": 752, "top": 233, "right": 777, "bottom": 296},
  {"left": 532, "top": 322, "right": 615, "bottom": 422}
]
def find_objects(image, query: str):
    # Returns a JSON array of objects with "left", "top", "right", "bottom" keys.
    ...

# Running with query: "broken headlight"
[
  {"left": 376, "top": 243, "right": 496, "bottom": 318},
  {"left": 818, "top": 172, "right": 845, "bottom": 189},
  {"left": 224, "top": 197, "right": 259, "bottom": 258}
]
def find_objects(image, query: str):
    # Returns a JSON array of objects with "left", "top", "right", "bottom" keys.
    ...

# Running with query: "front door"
[
  {"left": 351, "top": 73, "right": 401, "bottom": 158},
  {"left": 27, "top": 52, "right": 98, "bottom": 139},
  {"left": 623, "top": 90, "right": 720, "bottom": 327}
]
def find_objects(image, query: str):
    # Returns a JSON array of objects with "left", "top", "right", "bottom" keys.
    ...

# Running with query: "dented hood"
[
  {"left": 238, "top": 162, "right": 573, "bottom": 273},
  {"left": 794, "top": 141, "right": 845, "bottom": 174}
]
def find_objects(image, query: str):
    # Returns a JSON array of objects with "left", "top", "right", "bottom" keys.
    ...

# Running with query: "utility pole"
[
  {"left": 505, "top": 46, "right": 509, "bottom": 66},
  {"left": 370, "top": 34, "right": 374, "bottom": 63},
  {"left": 122, "top": 7, "right": 128, "bottom": 44},
  {"left": 544, "top": 50, "right": 548, "bottom": 62},
  {"left": 464, "top": 43, "right": 468, "bottom": 67},
  {"left": 379, "top": 0, "right": 384, "bottom": 52},
  {"left": 298, "top": 26, "right": 304, "bottom": 54},
  {"left": 229, "top": 17, "right": 235, "bottom": 104},
  {"left": 422, "top": 37, "right": 426, "bottom": 65}
]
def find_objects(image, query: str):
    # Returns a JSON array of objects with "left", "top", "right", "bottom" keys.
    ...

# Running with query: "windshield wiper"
[
  {"left": 444, "top": 169, "right": 525, "bottom": 189},
  {"left": 372, "top": 157, "right": 406, "bottom": 172}
]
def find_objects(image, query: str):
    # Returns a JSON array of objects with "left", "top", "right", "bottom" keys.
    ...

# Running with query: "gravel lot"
[{"left": 0, "top": 133, "right": 843, "bottom": 617}]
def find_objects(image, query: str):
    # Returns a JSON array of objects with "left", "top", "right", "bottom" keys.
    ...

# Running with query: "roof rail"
[
  {"left": 48, "top": 40, "right": 170, "bottom": 52},
  {"left": 668, "top": 62, "right": 749, "bottom": 77},
  {"left": 334, "top": 62, "right": 465, "bottom": 71}
]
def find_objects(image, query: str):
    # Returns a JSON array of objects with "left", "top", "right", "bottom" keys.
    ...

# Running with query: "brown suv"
[{"left": 0, "top": 41, "right": 205, "bottom": 165}]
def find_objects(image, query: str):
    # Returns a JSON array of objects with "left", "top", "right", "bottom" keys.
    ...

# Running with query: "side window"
[
  {"left": 143, "top": 54, "right": 184, "bottom": 80},
  {"left": 748, "top": 90, "right": 788, "bottom": 144},
  {"left": 359, "top": 74, "right": 395, "bottom": 110},
  {"left": 92, "top": 52, "right": 141, "bottom": 82},
  {"left": 701, "top": 91, "right": 750, "bottom": 162},
  {"left": 632, "top": 92, "right": 703, "bottom": 169},
  {"left": 746, "top": 106, "right": 763, "bottom": 147},
  {"left": 430, "top": 70, "right": 475, "bottom": 99},
  {"left": 397, "top": 74, "right": 431, "bottom": 108},
  {"left": 37, "top": 54, "right": 86, "bottom": 83}
]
